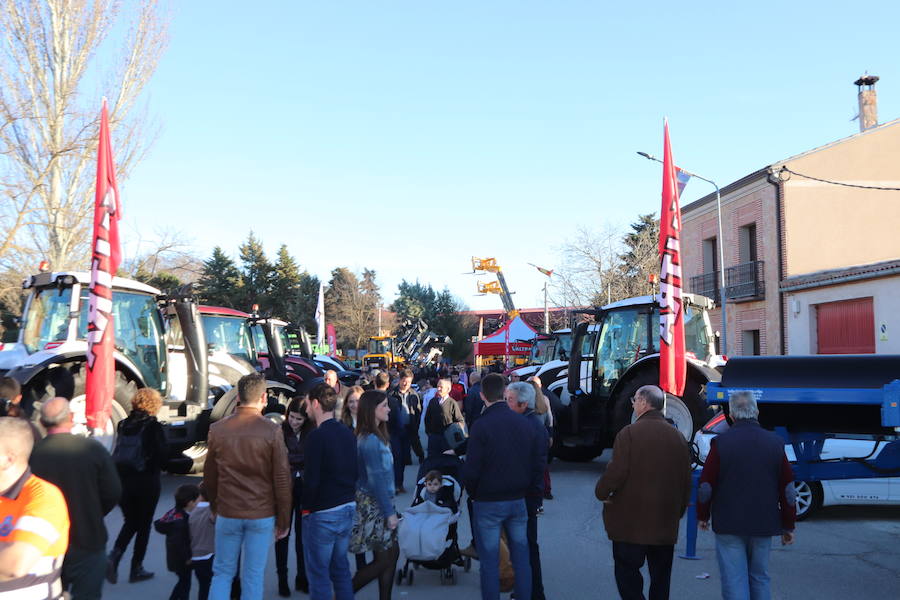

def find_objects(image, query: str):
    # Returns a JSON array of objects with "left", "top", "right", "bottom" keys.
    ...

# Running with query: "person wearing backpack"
[{"left": 107, "top": 388, "right": 167, "bottom": 585}]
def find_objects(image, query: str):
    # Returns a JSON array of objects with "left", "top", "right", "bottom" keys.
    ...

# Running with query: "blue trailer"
[{"left": 704, "top": 355, "right": 900, "bottom": 481}]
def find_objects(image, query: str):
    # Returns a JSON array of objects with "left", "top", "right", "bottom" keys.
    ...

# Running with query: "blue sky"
[{"left": 123, "top": 1, "right": 900, "bottom": 311}]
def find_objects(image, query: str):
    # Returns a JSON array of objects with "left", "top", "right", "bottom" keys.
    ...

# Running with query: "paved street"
[{"left": 102, "top": 452, "right": 900, "bottom": 599}]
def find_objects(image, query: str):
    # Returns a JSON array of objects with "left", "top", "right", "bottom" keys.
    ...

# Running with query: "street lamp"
[{"left": 637, "top": 151, "right": 727, "bottom": 355}]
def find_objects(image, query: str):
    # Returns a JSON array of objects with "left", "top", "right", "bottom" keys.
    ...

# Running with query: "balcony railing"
[
  {"left": 725, "top": 260, "right": 765, "bottom": 300},
  {"left": 688, "top": 271, "right": 720, "bottom": 303}
]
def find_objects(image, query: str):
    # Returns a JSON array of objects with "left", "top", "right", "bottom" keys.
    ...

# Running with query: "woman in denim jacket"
[{"left": 349, "top": 390, "right": 400, "bottom": 600}]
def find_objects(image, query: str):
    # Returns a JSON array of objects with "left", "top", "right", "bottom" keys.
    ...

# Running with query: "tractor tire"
[
  {"left": 551, "top": 441, "right": 603, "bottom": 462},
  {"left": 612, "top": 369, "right": 711, "bottom": 443},
  {"left": 30, "top": 363, "right": 134, "bottom": 452}
]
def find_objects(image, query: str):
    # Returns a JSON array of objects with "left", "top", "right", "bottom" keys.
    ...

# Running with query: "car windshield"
[
  {"left": 202, "top": 315, "right": 255, "bottom": 364},
  {"left": 22, "top": 287, "right": 74, "bottom": 353}
]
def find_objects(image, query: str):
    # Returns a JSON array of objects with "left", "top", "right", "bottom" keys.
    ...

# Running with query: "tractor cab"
[
  {"left": 364, "top": 336, "right": 395, "bottom": 369},
  {"left": 546, "top": 293, "right": 720, "bottom": 461},
  {"left": 568, "top": 294, "right": 715, "bottom": 400},
  {"left": 9, "top": 272, "right": 210, "bottom": 453},
  {"left": 18, "top": 272, "right": 168, "bottom": 397}
]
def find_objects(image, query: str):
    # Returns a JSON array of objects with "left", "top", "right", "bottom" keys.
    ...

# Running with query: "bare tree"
[
  {"left": 549, "top": 225, "right": 622, "bottom": 308},
  {"left": 122, "top": 227, "right": 203, "bottom": 284},
  {"left": 549, "top": 215, "right": 661, "bottom": 309},
  {"left": 0, "top": 0, "right": 169, "bottom": 271},
  {"left": 325, "top": 268, "right": 381, "bottom": 351}
]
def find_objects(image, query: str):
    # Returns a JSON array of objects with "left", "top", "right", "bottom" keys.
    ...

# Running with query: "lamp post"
[{"left": 637, "top": 151, "right": 727, "bottom": 355}]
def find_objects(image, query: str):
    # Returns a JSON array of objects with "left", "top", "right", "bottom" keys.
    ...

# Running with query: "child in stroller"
[
  {"left": 413, "top": 470, "right": 459, "bottom": 512},
  {"left": 396, "top": 469, "right": 471, "bottom": 585}
]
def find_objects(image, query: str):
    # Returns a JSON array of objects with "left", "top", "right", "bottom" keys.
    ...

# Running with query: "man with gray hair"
[
  {"left": 697, "top": 391, "right": 797, "bottom": 600},
  {"left": 505, "top": 381, "right": 549, "bottom": 600},
  {"left": 31, "top": 397, "right": 122, "bottom": 600},
  {"left": 595, "top": 384, "right": 692, "bottom": 600}
]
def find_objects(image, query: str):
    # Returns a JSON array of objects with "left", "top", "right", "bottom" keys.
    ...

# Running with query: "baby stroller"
[{"left": 396, "top": 456, "right": 471, "bottom": 585}]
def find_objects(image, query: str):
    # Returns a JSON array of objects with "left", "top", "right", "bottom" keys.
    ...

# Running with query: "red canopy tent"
[{"left": 474, "top": 315, "right": 537, "bottom": 356}]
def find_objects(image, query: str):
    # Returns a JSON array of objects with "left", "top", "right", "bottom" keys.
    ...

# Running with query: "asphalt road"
[{"left": 101, "top": 451, "right": 900, "bottom": 599}]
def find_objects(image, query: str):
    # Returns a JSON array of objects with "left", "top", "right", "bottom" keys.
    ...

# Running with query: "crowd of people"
[{"left": 0, "top": 367, "right": 797, "bottom": 600}]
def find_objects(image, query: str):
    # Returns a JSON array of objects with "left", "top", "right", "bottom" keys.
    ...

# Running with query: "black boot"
[
  {"left": 129, "top": 565, "right": 154, "bottom": 583},
  {"left": 278, "top": 571, "right": 291, "bottom": 597},
  {"left": 105, "top": 548, "right": 123, "bottom": 584},
  {"left": 295, "top": 573, "right": 309, "bottom": 593}
]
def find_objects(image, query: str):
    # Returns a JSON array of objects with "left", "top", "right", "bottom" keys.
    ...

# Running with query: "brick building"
[{"left": 682, "top": 78, "right": 900, "bottom": 355}]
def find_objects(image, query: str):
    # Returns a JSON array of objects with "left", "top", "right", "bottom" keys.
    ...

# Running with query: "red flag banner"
[
  {"left": 326, "top": 324, "right": 337, "bottom": 357},
  {"left": 659, "top": 120, "right": 686, "bottom": 396},
  {"left": 86, "top": 100, "right": 122, "bottom": 431}
]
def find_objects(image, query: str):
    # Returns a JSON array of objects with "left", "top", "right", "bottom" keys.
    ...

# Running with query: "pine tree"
[
  {"left": 238, "top": 232, "right": 272, "bottom": 310},
  {"left": 391, "top": 280, "right": 437, "bottom": 322},
  {"left": 270, "top": 245, "right": 303, "bottom": 320},
  {"left": 197, "top": 247, "right": 243, "bottom": 307},
  {"left": 617, "top": 213, "right": 660, "bottom": 299},
  {"left": 295, "top": 272, "right": 321, "bottom": 333},
  {"left": 433, "top": 289, "right": 475, "bottom": 362}
]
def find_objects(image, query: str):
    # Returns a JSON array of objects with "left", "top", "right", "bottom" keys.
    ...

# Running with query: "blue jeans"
[
  {"left": 715, "top": 534, "right": 773, "bottom": 600},
  {"left": 473, "top": 499, "right": 531, "bottom": 600},
  {"left": 209, "top": 516, "right": 275, "bottom": 600},
  {"left": 302, "top": 505, "right": 355, "bottom": 600}
]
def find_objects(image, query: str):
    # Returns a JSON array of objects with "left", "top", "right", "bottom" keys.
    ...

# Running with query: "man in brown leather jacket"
[{"left": 204, "top": 373, "right": 292, "bottom": 600}]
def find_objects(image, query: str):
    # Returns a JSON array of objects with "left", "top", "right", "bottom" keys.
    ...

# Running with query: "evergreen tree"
[
  {"left": 265, "top": 245, "right": 322, "bottom": 332},
  {"left": 238, "top": 232, "right": 272, "bottom": 310},
  {"left": 393, "top": 281, "right": 474, "bottom": 362},
  {"left": 432, "top": 289, "right": 476, "bottom": 362},
  {"left": 197, "top": 247, "right": 242, "bottom": 307},
  {"left": 295, "top": 272, "right": 321, "bottom": 333},
  {"left": 270, "top": 245, "right": 303, "bottom": 320},
  {"left": 616, "top": 213, "right": 660, "bottom": 299},
  {"left": 134, "top": 269, "right": 182, "bottom": 293},
  {"left": 391, "top": 280, "right": 437, "bottom": 322}
]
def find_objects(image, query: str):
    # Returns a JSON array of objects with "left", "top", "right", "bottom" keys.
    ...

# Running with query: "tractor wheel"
[
  {"left": 31, "top": 364, "right": 134, "bottom": 452},
  {"left": 551, "top": 440, "right": 603, "bottom": 462},
  {"left": 212, "top": 386, "right": 292, "bottom": 424},
  {"left": 613, "top": 370, "right": 709, "bottom": 443}
]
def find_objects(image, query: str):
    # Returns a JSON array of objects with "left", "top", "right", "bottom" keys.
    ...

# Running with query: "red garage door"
[{"left": 816, "top": 297, "right": 875, "bottom": 354}]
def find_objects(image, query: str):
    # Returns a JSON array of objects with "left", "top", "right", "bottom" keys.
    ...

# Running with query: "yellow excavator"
[{"left": 362, "top": 335, "right": 402, "bottom": 369}]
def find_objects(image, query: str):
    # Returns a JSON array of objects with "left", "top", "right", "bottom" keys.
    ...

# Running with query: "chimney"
[{"left": 855, "top": 74, "right": 879, "bottom": 132}]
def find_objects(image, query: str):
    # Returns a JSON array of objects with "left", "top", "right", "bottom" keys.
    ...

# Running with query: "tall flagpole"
[{"left": 543, "top": 281, "right": 549, "bottom": 334}]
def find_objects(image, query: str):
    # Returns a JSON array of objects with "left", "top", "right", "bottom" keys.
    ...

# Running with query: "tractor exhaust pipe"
[{"left": 172, "top": 294, "right": 209, "bottom": 407}]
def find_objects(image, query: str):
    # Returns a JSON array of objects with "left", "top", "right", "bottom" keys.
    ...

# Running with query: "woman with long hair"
[
  {"left": 275, "top": 395, "right": 315, "bottom": 596},
  {"left": 107, "top": 388, "right": 167, "bottom": 584},
  {"left": 341, "top": 385, "right": 364, "bottom": 429},
  {"left": 349, "top": 390, "right": 400, "bottom": 600}
]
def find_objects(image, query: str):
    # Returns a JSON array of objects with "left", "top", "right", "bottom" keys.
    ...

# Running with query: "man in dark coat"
[
  {"left": 388, "top": 369, "right": 421, "bottom": 492},
  {"left": 697, "top": 391, "right": 797, "bottom": 600},
  {"left": 31, "top": 396, "right": 122, "bottom": 600},
  {"left": 595, "top": 385, "right": 691, "bottom": 600},
  {"left": 505, "top": 382, "right": 550, "bottom": 600},
  {"left": 463, "top": 372, "right": 483, "bottom": 428},
  {"left": 462, "top": 373, "right": 541, "bottom": 600}
]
